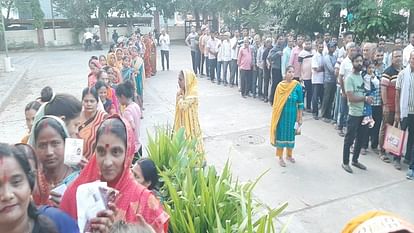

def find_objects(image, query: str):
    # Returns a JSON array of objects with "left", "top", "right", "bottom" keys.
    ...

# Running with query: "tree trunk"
[
  {"left": 194, "top": 9, "right": 200, "bottom": 29},
  {"left": 212, "top": 14, "right": 219, "bottom": 32},
  {"left": 37, "top": 28, "right": 45, "bottom": 47},
  {"left": 409, "top": 9, "right": 414, "bottom": 35},
  {"left": 99, "top": 17, "right": 107, "bottom": 44},
  {"left": 154, "top": 10, "right": 160, "bottom": 32}
]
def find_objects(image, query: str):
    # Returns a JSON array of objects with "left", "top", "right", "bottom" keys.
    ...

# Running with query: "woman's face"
[
  {"left": 96, "top": 132, "right": 126, "bottom": 182},
  {"left": 131, "top": 164, "right": 150, "bottom": 188},
  {"left": 25, "top": 109, "right": 37, "bottom": 131},
  {"left": 178, "top": 72, "right": 185, "bottom": 91},
  {"left": 97, "top": 86, "right": 107, "bottom": 102},
  {"left": 109, "top": 56, "right": 116, "bottom": 65},
  {"left": 0, "top": 156, "right": 31, "bottom": 227},
  {"left": 285, "top": 68, "right": 294, "bottom": 81},
  {"left": 122, "top": 58, "right": 130, "bottom": 68},
  {"left": 82, "top": 93, "right": 98, "bottom": 115},
  {"left": 99, "top": 57, "right": 107, "bottom": 66},
  {"left": 65, "top": 115, "right": 81, "bottom": 138},
  {"left": 116, "top": 50, "right": 123, "bottom": 59},
  {"left": 35, "top": 125, "right": 65, "bottom": 170},
  {"left": 89, "top": 63, "right": 99, "bottom": 74}
]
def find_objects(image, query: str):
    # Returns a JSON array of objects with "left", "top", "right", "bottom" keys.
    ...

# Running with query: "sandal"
[
  {"left": 279, "top": 159, "right": 286, "bottom": 167},
  {"left": 380, "top": 155, "right": 391, "bottom": 163},
  {"left": 286, "top": 157, "right": 296, "bottom": 163}
]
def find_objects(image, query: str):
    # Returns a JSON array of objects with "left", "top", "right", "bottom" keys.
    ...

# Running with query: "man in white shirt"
[
  {"left": 402, "top": 32, "right": 414, "bottom": 67},
  {"left": 216, "top": 34, "right": 224, "bottom": 84},
  {"left": 221, "top": 32, "right": 232, "bottom": 86},
  {"left": 229, "top": 30, "right": 240, "bottom": 87},
  {"left": 206, "top": 31, "right": 220, "bottom": 83},
  {"left": 311, "top": 41, "right": 325, "bottom": 119},
  {"left": 185, "top": 26, "right": 199, "bottom": 74},
  {"left": 159, "top": 28, "right": 170, "bottom": 71}
]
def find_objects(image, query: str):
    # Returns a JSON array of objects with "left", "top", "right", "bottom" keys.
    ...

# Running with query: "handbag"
[{"left": 383, "top": 123, "right": 408, "bottom": 157}]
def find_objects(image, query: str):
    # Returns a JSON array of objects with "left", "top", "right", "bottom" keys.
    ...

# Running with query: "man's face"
[
  {"left": 328, "top": 46, "right": 336, "bottom": 54},
  {"left": 394, "top": 39, "right": 403, "bottom": 49},
  {"left": 348, "top": 47, "right": 357, "bottom": 58},
  {"left": 363, "top": 44, "right": 372, "bottom": 60},
  {"left": 277, "top": 36, "right": 284, "bottom": 45},
  {"left": 392, "top": 51, "right": 402, "bottom": 67},
  {"left": 243, "top": 29, "right": 248, "bottom": 37},
  {"left": 352, "top": 56, "right": 363, "bottom": 71},
  {"left": 235, "top": 31, "right": 240, "bottom": 38},
  {"left": 297, "top": 36, "right": 304, "bottom": 46},
  {"left": 375, "top": 51, "right": 384, "bottom": 63},
  {"left": 332, "top": 37, "right": 338, "bottom": 44},
  {"left": 191, "top": 27, "right": 195, "bottom": 33},
  {"left": 304, "top": 41, "right": 312, "bottom": 51},
  {"left": 410, "top": 33, "right": 414, "bottom": 45},
  {"left": 317, "top": 43, "right": 324, "bottom": 53},
  {"left": 378, "top": 40, "right": 385, "bottom": 48},
  {"left": 344, "top": 34, "right": 353, "bottom": 44},
  {"left": 244, "top": 38, "right": 250, "bottom": 47},
  {"left": 250, "top": 29, "right": 256, "bottom": 36},
  {"left": 287, "top": 37, "right": 294, "bottom": 48},
  {"left": 324, "top": 33, "right": 331, "bottom": 42}
]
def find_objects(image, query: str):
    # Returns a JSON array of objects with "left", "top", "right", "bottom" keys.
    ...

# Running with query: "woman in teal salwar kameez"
[{"left": 270, "top": 66, "right": 304, "bottom": 167}]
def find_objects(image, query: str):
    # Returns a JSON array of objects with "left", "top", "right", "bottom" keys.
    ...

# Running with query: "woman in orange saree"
[
  {"left": 60, "top": 115, "right": 169, "bottom": 232},
  {"left": 143, "top": 34, "right": 153, "bottom": 78},
  {"left": 107, "top": 52, "right": 122, "bottom": 84},
  {"left": 149, "top": 32, "right": 157, "bottom": 76}
]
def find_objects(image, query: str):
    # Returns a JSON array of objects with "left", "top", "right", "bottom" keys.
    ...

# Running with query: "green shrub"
[{"left": 146, "top": 127, "right": 288, "bottom": 233}]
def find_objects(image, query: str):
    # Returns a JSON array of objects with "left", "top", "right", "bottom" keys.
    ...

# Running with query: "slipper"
[
  {"left": 286, "top": 157, "right": 296, "bottom": 163},
  {"left": 380, "top": 155, "right": 391, "bottom": 163},
  {"left": 279, "top": 159, "right": 286, "bottom": 167}
]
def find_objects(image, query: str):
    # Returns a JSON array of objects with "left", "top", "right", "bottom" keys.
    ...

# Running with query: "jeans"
[
  {"left": 257, "top": 68, "right": 264, "bottom": 96},
  {"left": 200, "top": 53, "right": 205, "bottom": 74},
  {"left": 269, "top": 68, "right": 282, "bottom": 104},
  {"left": 240, "top": 69, "right": 251, "bottom": 96},
  {"left": 343, "top": 115, "right": 369, "bottom": 165},
  {"left": 230, "top": 59, "right": 238, "bottom": 85},
  {"left": 321, "top": 82, "right": 336, "bottom": 119},
  {"left": 222, "top": 60, "right": 230, "bottom": 84},
  {"left": 396, "top": 114, "right": 414, "bottom": 167},
  {"left": 209, "top": 58, "right": 217, "bottom": 81},
  {"left": 251, "top": 67, "right": 258, "bottom": 95},
  {"left": 206, "top": 56, "right": 211, "bottom": 77},
  {"left": 191, "top": 50, "right": 198, "bottom": 74},
  {"left": 263, "top": 66, "right": 271, "bottom": 100},
  {"left": 161, "top": 50, "right": 169, "bottom": 70},
  {"left": 362, "top": 105, "right": 382, "bottom": 149},
  {"left": 338, "top": 96, "right": 349, "bottom": 129},
  {"left": 379, "top": 111, "right": 395, "bottom": 152},
  {"left": 303, "top": 80, "right": 313, "bottom": 110},
  {"left": 333, "top": 86, "right": 341, "bottom": 123},
  {"left": 217, "top": 61, "right": 222, "bottom": 83},
  {"left": 312, "top": 83, "right": 324, "bottom": 117}
]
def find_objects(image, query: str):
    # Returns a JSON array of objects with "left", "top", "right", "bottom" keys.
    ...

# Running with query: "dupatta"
[
  {"left": 88, "top": 60, "right": 102, "bottom": 87},
  {"left": 60, "top": 115, "right": 169, "bottom": 233},
  {"left": 269, "top": 80, "right": 299, "bottom": 146}
]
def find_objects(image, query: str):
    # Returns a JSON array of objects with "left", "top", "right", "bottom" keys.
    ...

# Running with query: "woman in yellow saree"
[
  {"left": 270, "top": 66, "right": 303, "bottom": 167},
  {"left": 174, "top": 69, "right": 204, "bottom": 153}
]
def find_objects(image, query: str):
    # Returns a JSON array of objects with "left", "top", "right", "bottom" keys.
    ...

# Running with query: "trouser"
[
  {"left": 216, "top": 61, "right": 222, "bottom": 83},
  {"left": 321, "top": 82, "right": 336, "bottom": 119},
  {"left": 240, "top": 69, "right": 251, "bottom": 96},
  {"left": 396, "top": 114, "right": 414, "bottom": 166},
  {"left": 191, "top": 50, "right": 197, "bottom": 74},
  {"left": 161, "top": 50, "right": 169, "bottom": 70},
  {"left": 230, "top": 59, "right": 238, "bottom": 85},
  {"left": 200, "top": 53, "right": 205, "bottom": 74},
  {"left": 269, "top": 68, "right": 282, "bottom": 104},
  {"left": 195, "top": 49, "right": 201, "bottom": 74},
  {"left": 333, "top": 86, "right": 341, "bottom": 123},
  {"left": 206, "top": 56, "right": 211, "bottom": 77},
  {"left": 251, "top": 67, "right": 258, "bottom": 95},
  {"left": 209, "top": 58, "right": 217, "bottom": 81},
  {"left": 312, "top": 83, "right": 324, "bottom": 117},
  {"left": 222, "top": 61, "right": 230, "bottom": 84},
  {"left": 303, "top": 80, "right": 313, "bottom": 110},
  {"left": 257, "top": 68, "right": 264, "bottom": 96},
  {"left": 338, "top": 96, "right": 349, "bottom": 129},
  {"left": 343, "top": 115, "right": 369, "bottom": 165},
  {"left": 263, "top": 67, "right": 271, "bottom": 100},
  {"left": 362, "top": 105, "right": 382, "bottom": 149},
  {"left": 379, "top": 111, "right": 395, "bottom": 151}
]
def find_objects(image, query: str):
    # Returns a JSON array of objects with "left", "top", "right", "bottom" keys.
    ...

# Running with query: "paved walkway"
[{"left": 0, "top": 45, "right": 413, "bottom": 232}]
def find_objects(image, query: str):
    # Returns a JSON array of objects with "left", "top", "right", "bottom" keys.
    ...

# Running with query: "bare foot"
[{"left": 279, "top": 158, "right": 286, "bottom": 167}]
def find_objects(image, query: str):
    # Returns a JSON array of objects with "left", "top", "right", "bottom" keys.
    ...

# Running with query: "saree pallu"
[
  {"left": 143, "top": 38, "right": 152, "bottom": 78},
  {"left": 270, "top": 81, "right": 304, "bottom": 148},
  {"left": 107, "top": 87, "right": 120, "bottom": 114},
  {"left": 150, "top": 40, "right": 157, "bottom": 75},
  {"left": 78, "top": 110, "right": 107, "bottom": 160}
]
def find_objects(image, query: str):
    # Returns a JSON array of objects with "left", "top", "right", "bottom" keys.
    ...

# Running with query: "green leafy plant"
[{"left": 146, "top": 127, "right": 288, "bottom": 233}]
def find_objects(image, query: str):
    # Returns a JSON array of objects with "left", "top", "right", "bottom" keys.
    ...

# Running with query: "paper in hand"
[{"left": 64, "top": 138, "right": 84, "bottom": 166}]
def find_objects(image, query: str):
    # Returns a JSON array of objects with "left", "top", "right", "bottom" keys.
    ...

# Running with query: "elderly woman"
[{"left": 270, "top": 66, "right": 304, "bottom": 167}]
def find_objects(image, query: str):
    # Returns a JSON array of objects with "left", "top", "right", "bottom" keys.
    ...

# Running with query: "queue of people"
[
  {"left": 186, "top": 26, "right": 414, "bottom": 179},
  {"left": 0, "top": 31, "right": 175, "bottom": 233}
]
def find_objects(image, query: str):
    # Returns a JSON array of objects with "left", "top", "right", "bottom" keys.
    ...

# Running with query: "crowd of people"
[
  {"left": 0, "top": 29, "right": 181, "bottom": 233},
  {"left": 185, "top": 26, "right": 414, "bottom": 178}
]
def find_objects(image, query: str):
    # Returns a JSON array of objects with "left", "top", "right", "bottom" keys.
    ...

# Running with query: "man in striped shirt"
[{"left": 379, "top": 49, "right": 402, "bottom": 167}]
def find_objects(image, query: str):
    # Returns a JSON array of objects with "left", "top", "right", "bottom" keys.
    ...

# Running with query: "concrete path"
[{"left": 0, "top": 45, "right": 413, "bottom": 232}]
